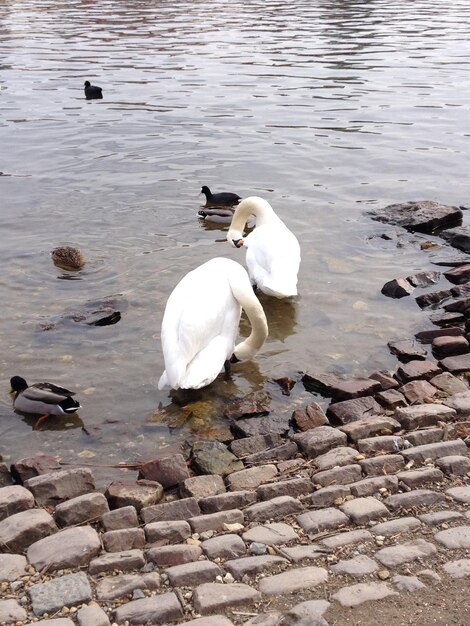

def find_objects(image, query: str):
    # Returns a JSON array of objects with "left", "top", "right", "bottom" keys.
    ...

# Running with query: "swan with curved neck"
[
  {"left": 227, "top": 196, "right": 301, "bottom": 298},
  {"left": 158, "top": 257, "right": 268, "bottom": 390}
]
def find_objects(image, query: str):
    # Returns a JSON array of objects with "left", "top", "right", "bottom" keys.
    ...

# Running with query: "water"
[{"left": 1, "top": 0, "right": 469, "bottom": 485}]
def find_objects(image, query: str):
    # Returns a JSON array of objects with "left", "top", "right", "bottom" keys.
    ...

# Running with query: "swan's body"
[
  {"left": 10, "top": 376, "right": 81, "bottom": 427},
  {"left": 84, "top": 80, "right": 103, "bottom": 100},
  {"left": 227, "top": 196, "right": 301, "bottom": 298},
  {"left": 158, "top": 258, "right": 268, "bottom": 390}
]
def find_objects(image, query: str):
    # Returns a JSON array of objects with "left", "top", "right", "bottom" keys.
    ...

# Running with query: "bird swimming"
[
  {"left": 51, "top": 246, "right": 85, "bottom": 271},
  {"left": 227, "top": 196, "right": 301, "bottom": 298},
  {"left": 200, "top": 186, "right": 241, "bottom": 207},
  {"left": 84, "top": 80, "right": 103, "bottom": 100},
  {"left": 158, "top": 257, "right": 268, "bottom": 391},
  {"left": 10, "top": 376, "right": 81, "bottom": 428}
]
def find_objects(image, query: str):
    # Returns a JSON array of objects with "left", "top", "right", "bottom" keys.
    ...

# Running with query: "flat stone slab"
[
  {"left": 314, "top": 446, "right": 360, "bottom": 470},
  {"left": 310, "top": 485, "right": 351, "bottom": 507},
  {"left": 147, "top": 543, "right": 203, "bottom": 566},
  {"left": 96, "top": 573, "right": 160, "bottom": 601},
  {"left": 435, "top": 526, "right": 470, "bottom": 549},
  {"left": 375, "top": 539, "right": 437, "bottom": 567},
  {"left": 297, "top": 508, "right": 349, "bottom": 533},
  {"left": 370, "top": 517, "right": 421, "bottom": 536},
  {"left": 54, "top": 491, "right": 109, "bottom": 526},
  {"left": 359, "top": 454, "right": 405, "bottom": 476},
  {"left": 349, "top": 475, "right": 398, "bottom": 498},
  {"left": 313, "top": 464, "right": 362, "bottom": 488},
  {"left": 101, "top": 505, "right": 138, "bottom": 531},
  {"left": 340, "top": 497, "right": 390, "bottom": 525},
  {"left": 321, "top": 529, "right": 373, "bottom": 549},
  {"left": 0, "top": 599, "right": 27, "bottom": 624},
  {"left": 193, "top": 582, "right": 261, "bottom": 614},
  {"left": 201, "top": 534, "right": 246, "bottom": 560},
  {"left": 103, "top": 528, "right": 145, "bottom": 552},
  {"left": 0, "top": 508, "right": 57, "bottom": 553},
  {"left": 88, "top": 549, "right": 145, "bottom": 575},
  {"left": 357, "top": 436, "right": 404, "bottom": 455},
  {"left": 280, "top": 544, "right": 325, "bottom": 563},
  {"left": 141, "top": 497, "right": 200, "bottom": 524},
  {"left": 330, "top": 555, "right": 378, "bottom": 576},
  {"left": 439, "top": 353, "right": 470, "bottom": 374},
  {"left": 0, "top": 553, "right": 28, "bottom": 581},
  {"left": 166, "top": 560, "right": 222, "bottom": 586},
  {"left": 332, "top": 581, "right": 397, "bottom": 607},
  {"left": 326, "top": 396, "right": 383, "bottom": 425},
  {"left": 242, "top": 522, "right": 298, "bottom": 545},
  {"left": 0, "top": 485, "right": 35, "bottom": 521},
  {"left": 244, "top": 495, "right": 303, "bottom": 522},
  {"left": 419, "top": 511, "right": 464, "bottom": 526},
  {"left": 385, "top": 489, "right": 445, "bottom": 511},
  {"left": 446, "top": 486, "right": 470, "bottom": 503},
  {"left": 442, "top": 559, "right": 470, "bottom": 579},
  {"left": 394, "top": 404, "right": 456, "bottom": 430},
  {"left": 145, "top": 519, "right": 191, "bottom": 544},
  {"left": 258, "top": 566, "right": 328, "bottom": 595},
  {"left": 113, "top": 593, "right": 183, "bottom": 625},
  {"left": 396, "top": 467, "right": 444, "bottom": 488},
  {"left": 392, "top": 574, "right": 426, "bottom": 592},
  {"left": 436, "top": 455, "right": 470, "bottom": 476},
  {"left": 27, "top": 525, "right": 101, "bottom": 571},
  {"left": 339, "top": 416, "right": 401, "bottom": 442},
  {"left": 226, "top": 555, "right": 287, "bottom": 580},
  {"left": 24, "top": 468, "right": 95, "bottom": 507},
  {"left": 25, "top": 621, "right": 75, "bottom": 626},
  {"left": 76, "top": 602, "right": 111, "bottom": 626},
  {"left": 226, "top": 465, "right": 278, "bottom": 491},
  {"left": 28, "top": 572, "right": 92, "bottom": 616},
  {"left": 291, "top": 426, "right": 347, "bottom": 458},
  {"left": 199, "top": 490, "right": 257, "bottom": 514},
  {"left": 401, "top": 439, "right": 467, "bottom": 464},
  {"left": 257, "top": 477, "right": 313, "bottom": 500},
  {"left": 189, "top": 509, "right": 244, "bottom": 533}
]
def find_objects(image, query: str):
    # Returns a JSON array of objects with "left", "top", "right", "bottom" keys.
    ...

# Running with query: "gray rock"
[
  {"left": 314, "top": 446, "right": 360, "bottom": 470},
  {"left": 329, "top": 378, "right": 382, "bottom": 402},
  {"left": 440, "top": 226, "right": 470, "bottom": 253},
  {"left": 396, "top": 467, "right": 444, "bottom": 488},
  {"left": 28, "top": 572, "right": 92, "bottom": 616},
  {"left": 105, "top": 479, "right": 163, "bottom": 511},
  {"left": 54, "top": 491, "right": 109, "bottom": 526},
  {"left": 350, "top": 475, "right": 398, "bottom": 498},
  {"left": 419, "top": 511, "right": 463, "bottom": 525},
  {"left": 180, "top": 617, "right": 235, "bottom": 626},
  {"left": 189, "top": 509, "right": 244, "bottom": 533},
  {"left": 245, "top": 442, "right": 299, "bottom": 465},
  {"left": 258, "top": 566, "right": 328, "bottom": 595},
  {"left": 0, "top": 599, "right": 27, "bottom": 623},
  {"left": 166, "top": 560, "right": 222, "bottom": 586},
  {"left": 359, "top": 454, "right": 405, "bottom": 476},
  {"left": 141, "top": 497, "right": 200, "bottom": 524},
  {"left": 313, "top": 464, "right": 362, "bottom": 488},
  {"left": 0, "top": 508, "right": 57, "bottom": 553},
  {"left": 77, "top": 602, "right": 111, "bottom": 626},
  {"left": 339, "top": 416, "right": 401, "bottom": 442},
  {"left": 24, "top": 468, "right": 95, "bottom": 507},
  {"left": 402, "top": 439, "right": 467, "bottom": 464},
  {"left": 245, "top": 496, "right": 303, "bottom": 522},
  {"left": 371, "top": 517, "right": 422, "bottom": 536},
  {"left": 340, "top": 497, "right": 390, "bottom": 525},
  {"left": 230, "top": 434, "right": 283, "bottom": 457},
  {"left": 443, "top": 390, "right": 470, "bottom": 415},
  {"left": 326, "top": 396, "right": 383, "bottom": 425},
  {"left": 280, "top": 544, "right": 325, "bottom": 563},
  {"left": 392, "top": 574, "right": 426, "bottom": 592},
  {"left": 397, "top": 360, "right": 442, "bottom": 383},
  {"left": 310, "top": 485, "right": 351, "bottom": 507},
  {"left": 103, "top": 527, "right": 145, "bottom": 552},
  {"left": 192, "top": 441, "right": 244, "bottom": 476},
  {"left": 231, "top": 413, "right": 291, "bottom": 437},
  {"left": 113, "top": 593, "right": 183, "bottom": 624},
  {"left": 431, "top": 372, "right": 469, "bottom": 395},
  {"left": 0, "top": 485, "right": 35, "bottom": 521},
  {"left": 145, "top": 519, "right": 191, "bottom": 544},
  {"left": 442, "top": 559, "right": 470, "bottom": 578},
  {"left": 89, "top": 549, "right": 145, "bottom": 575},
  {"left": 10, "top": 453, "right": 61, "bottom": 483},
  {"left": 147, "top": 543, "right": 203, "bottom": 566},
  {"left": 297, "top": 508, "right": 349, "bottom": 533},
  {"left": 444, "top": 264, "right": 470, "bottom": 285},
  {"left": 394, "top": 403, "right": 456, "bottom": 430},
  {"left": 369, "top": 200, "right": 462, "bottom": 233},
  {"left": 436, "top": 455, "right": 470, "bottom": 475},
  {"left": 0, "top": 553, "right": 27, "bottom": 581},
  {"left": 388, "top": 339, "right": 427, "bottom": 361},
  {"left": 332, "top": 581, "right": 397, "bottom": 607},
  {"left": 138, "top": 454, "right": 190, "bottom": 488},
  {"left": 385, "top": 489, "right": 445, "bottom": 511},
  {"left": 0, "top": 463, "right": 13, "bottom": 487},
  {"left": 199, "top": 490, "right": 257, "bottom": 514},
  {"left": 101, "top": 505, "right": 138, "bottom": 531},
  {"left": 375, "top": 539, "right": 437, "bottom": 567},
  {"left": 27, "top": 526, "right": 101, "bottom": 571},
  {"left": 96, "top": 572, "right": 160, "bottom": 601},
  {"left": 242, "top": 522, "right": 298, "bottom": 546},
  {"left": 226, "top": 464, "right": 278, "bottom": 491},
  {"left": 257, "top": 478, "right": 314, "bottom": 501},
  {"left": 435, "top": 526, "right": 470, "bottom": 548},
  {"left": 292, "top": 426, "right": 347, "bottom": 458},
  {"left": 321, "top": 529, "right": 373, "bottom": 549},
  {"left": 193, "top": 582, "right": 261, "bottom": 614},
  {"left": 330, "top": 555, "right": 378, "bottom": 576},
  {"left": 225, "top": 555, "right": 287, "bottom": 580},
  {"left": 180, "top": 474, "right": 226, "bottom": 499},
  {"left": 376, "top": 388, "right": 407, "bottom": 409},
  {"left": 202, "top": 534, "right": 246, "bottom": 560},
  {"left": 403, "top": 429, "right": 443, "bottom": 446}
]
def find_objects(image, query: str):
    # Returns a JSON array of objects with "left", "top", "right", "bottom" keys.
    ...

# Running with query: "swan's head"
[{"left": 227, "top": 196, "right": 275, "bottom": 245}]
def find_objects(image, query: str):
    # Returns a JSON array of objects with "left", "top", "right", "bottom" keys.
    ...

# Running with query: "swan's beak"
[
  {"left": 232, "top": 238, "right": 244, "bottom": 248},
  {"left": 230, "top": 353, "right": 241, "bottom": 364}
]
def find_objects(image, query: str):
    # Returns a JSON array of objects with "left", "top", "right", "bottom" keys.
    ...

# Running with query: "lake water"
[{"left": 1, "top": 0, "right": 469, "bottom": 485}]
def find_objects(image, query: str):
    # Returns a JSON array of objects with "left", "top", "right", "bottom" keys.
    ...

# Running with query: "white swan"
[
  {"left": 158, "top": 257, "right": 268, "bottom": 390},
  {"left": 227, "top": 196, "right": 301, "bottom": 298}
]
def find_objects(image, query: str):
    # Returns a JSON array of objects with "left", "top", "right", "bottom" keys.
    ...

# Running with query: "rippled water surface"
[{"left": 1, "top": 0, "right": 469, "bottom": 484}]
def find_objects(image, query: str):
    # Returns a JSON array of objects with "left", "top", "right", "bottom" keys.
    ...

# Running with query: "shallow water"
[{"left": 0, "top": 0, "right": 469, "bottom": 484}]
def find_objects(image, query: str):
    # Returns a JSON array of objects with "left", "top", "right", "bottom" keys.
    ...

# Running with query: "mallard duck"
[
  {"left": 84, "top": 80, "right": 103, "bottom": 100},
  {"left": 227, "top": 196, "right": 301, "bottom": 298},
  {"left": 51, "top": 246, "right": 85, "bottom": 271},
  {"left": 200, "top": 186, "right": 241, "bottom": 207},
  {"left": 158, "top": 258, "right": 268, "bottom": 390},
  {"left": 10, "top": 376, "right": 81, "bottom": 428},
  {"left": 198, "top": 207, "right": 238, "bottom": 224}
]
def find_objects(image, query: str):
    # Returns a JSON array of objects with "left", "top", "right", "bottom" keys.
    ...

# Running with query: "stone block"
[
  {"left": 202, "top": 534, "right": 246, "bottom": 560},
  {"left": 145, "top": 519, "right": 191, "bottom": 544},
  {"left": 257, "top": 477, "right": 313, "bottom": 500},
  {"left": 403, "top": 429, "right": 443, "bottom": 446},
  {"left": 401, "top": 439, "right": 467, "bottom": 464},
  {"left": 199, "top": 490, "right": 257, "bottom": 513},
  {"left": 77, "top": 602, "right": 111, "bottom": 626},
  {"left": 141, "top": 497, "right": 200, "bottom": 524},
  {"left": 435, "top": 526, "right": 470, "bottom": 549},
  {"left": 396, "top": 467, "right": 444, "bottom": 488},
  {"left": 339, "top": 416, "right": 401, "bottom": 442},
  {"left": 193, "top": 582, "right": 261, "bottom": 614},
  {"left": 147, "top": 544, "right": 202, "bottom": 566},
  {"left": 326, "top": 396, "right": 382, "bottom": 425},
  {"left": 431, "top": 372, "right": 468, "bottom": 395},
  {"left": 436, "top": 455, "right": 470, "bottom": 475},
  {"left": 0, "top": 508, "right": 57, "bottom": 553},
  {"left": 443, "top": 559, "right": 470, "bottom": 579},
  {"left": 399, "top": 380, "right": 437, "bottom": 404},
  {"left": 446, "top": 485, "right": 470, "bottom": 503},
  {"left": 258, "top": 566, "right": 328, "bottom": 595},
  {"left": 180, "top": 474, "right": 226, "bottom": 500},
  {"left": 292, "top": 402, "right": 329, "bottom": 431},
  {"left": 226, "top": 465, "right": 277, "bottom": 491},
  {"left": 375, "top": 388, "right": 407, "bottom": 409},
  {"left": 0, "top": 485, "right": 34, "bottom": 521},
  {"left": 89, "top": 549, "right": 145, "bottom": 575},
  {"left": 113, "top": 593, "right": 182, "bottom": 624},
  {"left": 309, "top": 485, "right": 351, "bottom": 507},
  {"left": 27, "top": 526, "right": 101, "bottom": 571},
  {"left": 0, "top": 553, "right": 28, "bottom": 582},
  {"left": 297, "top": 508, "right": 349, "bottom": 533},
  {"left": 349, "top": 475, "right": 398, "bottom": 497},
  {"left": 330, "top": 554, "right": 378, "bottom": 576},
  {"left": 396, "top": 360, "right": 442, "bottom": 383},
  {"left": 394, "top": 403, "right": 456, "bottom": 430},
  {"left": 138, "top": 454, "right": 190, "bottom": 488},
  {"left": 244, "top": 442, "right": 298, "bottom": 465},
  {"left": 370, "top": 517, "right": 421, "bottom": 536},
  {"left": 279, "top": 544, "right": 325, "bottom": 563},
  {"left": 359, "top": 454, "right": 405, "bottom": 476},
  {"left": 103, "top": 528, "right": 145, "bottom": 552},
  {"left": 375, "top": 539, "right": 437, "bottom": 567},
  {"left": 166, "top": 560, "right": 222, "bottom": 586},
  {"left": 321, "top": 529, "right": 373, "bottom": 549},
  {"left": 96, "top": 572, "right": 160, "bottom": 601},
  {"left": 432, "top": 335, "right": 469, "bottom": 358},
  {"left": 28, "top": 572, "right": 92, "bottom": 616},
  {"left": 332, "top": 582, "right": 397, "bottom": 607},
  {"left": 392, "top": 574, "right": 426, "bottom": 592},
  {"left": 439, "top": 353, "right": 470, "bottom": 374},
  {"left": 314, "top": 446, "right": 360, "bottom": 470},
  {"left": 24, "top": 468, "right": 95, "bottom": 507},
  {"left": 226, "top": 555, "right": 287, "bottom": 580},
  {"left": 189, "top": 509, "right": 244, "bottom": 533},
  {"left": 369, "top": 370, "right": 399, "bottom": 390},
  {"left": 385, "top": 489, "right": 445, "bottom": 512},
  {"left": 105, "top": 480, "right": 163, "bottom": 511},
  {"left": 10, "top": 453, "right": 61, "bottom": 483},
  {"left": 291, "top": 426, "right": 347, "bottom": 457},
  {"left": 54, "top": 492, "right": 109, "bottom": 526},
  {"left": 0, "top": 599, "right": 26, "bottom": 623},
  {"left": 444, "top": 390, "right": 470, "bottom": 415},
  {"left": 101, "top": 505, "right": 138, "bottom": 531},
  {"left": 340, "top": 497, "right": 390, "bottom": 524},
  {"left": 192, "top": 441, "right": 244, "bottom": 475},
  {"left": 242, "top": 522, "right": 298, "bottom": 545},
  {"left": 419, "top": 511, "right": 463, "bottom": 526},
  {"left": 313, "top": 464, "right": 362, "bottom": 488},
  {"left": 244, "top": 496, "right": 303, "bottom": 522},
  {"left": 229, "top": 434, "right": 283, "bottom": 458}
]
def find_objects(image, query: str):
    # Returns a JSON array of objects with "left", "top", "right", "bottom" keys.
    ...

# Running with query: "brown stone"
[
  {"left": 349, "top": 475, "right": 399, "bottom": 497},
  {"left": 369, "top": 370, "right": 399, "bottom": 390},
  {"left": 396, "top": 467, "right": 444, "bottom": 488},
  {"left": 329, "top": 378, "right": 381, "bottom": 401},
  {"left": 444, "top": 264, "right": 470, "bottom": 285},
  {"left": 0, "top": 509, "right": 57, "bottom": 553},
  {"left": 24, "top": 468, "right": 95, "bottom": 507},
  {"left": 415, "top": 290, "right": 453, "bottom": 309},
  {"left": 326, "top": 396, "right": 383, "bottom": 424},
  {"left": 145, "top": 520, "right": 191, "bottom": 545},
  {"left": 357, "top": 436, "right": 404, "bottom": 455},
  {"left": 257, "top": 477, "right": 314, "bottom": 500},
  {"left": 97, "top": 572, "right": 160, "bottom": 602},
  {"left": 244, "top": 442, "right": 298, "bottom": 465},
  {"left": 10, "top": 453, "right": 61, "bottom": 484},
  {"left": 403, "top": 429, "right": 443, "bottom": 446},
  {"left": 297, "top": 508, "right": 349, "bottom": 533},
  {"left": 166, "top": 561, "right": 222, "bottom": 586},
  {"left": 388, "top": 339, "right": 427, "bottom": 362},
  {"left": 27, "top": 526, "right": 101, "bottom": 571},
  {"left": 430, "top": 310, "right": 465, "bottom": 327},
  {"left": 401, "top": 439, "right": 467, "bottom": 464},
  {"left": 138, "top": 455, "right": 190, "bottom": 488},
  {"left": 359, "top": 454, "right": 405, "bottom": 476},
  {"left": 407, "top": 271, "right": 441, "bottom": 288},
  {"left": 180, "top": 475, "right": 226, "bottom": 500},
  {"left": 291, "top": 426, "right": 347, "bottom": 457},
  {"left": 105, "top": 480, "right": 163, "bottom": 512},
  {"left": 394, "top": 403, "right": 456, "bottom": 430},
  {"left": 301, "top": 371, "right": 343, "bottom": 395},
  {"left": 229, "top": 434, "right": 283, "bottom": 458},
  {"left": 313, "top": 464, "right": 362, "bottom": 488},
  {"left": 433, "top": 335, "right": 469, "bottom": 358},
  {"left": 244, "top": 496, "right": 303, "bottom": 522},
  {"left": 309, "top": 485, "right": 351, "bottom": 507},
  {"left": 397, "top": 360, "right": 442, "bottom": 383},
  {"left": 201, "top": 534, "right": 246, "bottom": 560},
  {"left": 147, "top": 544, "right": 202, "bottom": 566},
  {"left": 224, "top": 391, "right": 270, "bottom": 419},
  {"left": 193, "top": 582, "right": 261, "bottom": 614},
  {"left": 436, "top": 455, "right": 470, "bottom": 476},
  {"left": 225, "top": 555, "right": 287, "bottom": 580},
  {"left": 103, "top": 528, "right": 145, "bottom": 552},
  {"left": 231, "top": 414, "right": 291, "bottom": 438},
  {"left": 399, "top": 380, "right": 437, "bottom": 404},
  {"left": 381, "top": 278, "right": 414, "bottom": 299},
  {"left": 415, "top": 327, "right": 464, "bottom": 343},
  {"left": 113, "top": 592, "right": 181, "bottom": 624},
  {"left": 431, "top": 372, "right": 468, "bottom": 395},
  {"left": 314, "top": 446, "right": 359, "bottom": 470},
  {"left": 189, "top": 509, "right": 244, "bottom": 533},
  {"left": 226, "top": 465, "right": 277, "bottom": 491},
  {"left": 439, "top": 353, "right": 470, "bottom": 374},
  {"left": 54, "top": 492, "right": 109, "bottom": 527},
  {"left": 292, "top": 402, "right": 329, "bottom": 431},
  {"left": 140, "top": 497, "right": 200, "bottom": 524},
  {"left": 339, "top": 416, "right": 401, "bottom": 442},
  {"left": 376, "top": 388, "right": 407, "bottom": 409},
  {"left": 199, "top": 490, "right": 257, "bottom": 514},
  {"left": 0, "top": 485, "right": 34, "bottom": 521},
  {"left": 101, "top": 505, "right": 138, "bottom": 531},
  {"left": 89, "top": 549, "right": 145, "bottom": 575}
]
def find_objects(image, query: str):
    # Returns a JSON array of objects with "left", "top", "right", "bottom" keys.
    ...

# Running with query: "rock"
[
  {"left": 313, "top": 464, "right": 362, "bottom": 488},
  {"left": 444, "top": 264, "right": 470, "bottom": 285},
  {"left": 419, "top": 511, "right": 464, "bottom": 526},
  {"left": 359, "top": 454, "right": 404, "bottom": 477},
  {"left": 326, "top": 396, "right": 383, "bottom": 425},
  {"left": 0, "top": 553, "right": 27, "bottom": 582},
  {"left": 138, "top": 454, "right": 190, "bottom": 488},
  {"left": 440, "top": 226, "right": 470, "bottom": 253},
  {"left": 141, "top": 498, "right": 200, "bottom": 524},
  {"left": 439, "top": 353, "right": 470, "bottom": 374},
  {"left": 357, "top": 435, "right": 403, "bottom": 455},
  {"left": 292, "top": 402, "right": 329, "bottom": 431},
  {"left": 192, "top": 441, "right": 244, "bottom": 476},
  {"left": 103, "top": 528, "right": 145, "bottom": 552},
  {"left": 177, "top": 618, "right": 235, "bottom": 626},
  {"left": 339, "top": 416, "right": 401, "bottom": 442},
  {"left": 244, "top": 496, "right": 303, "bottom": 522},
  {"left": 101, "top": 505, "right": 138, "bottom": 531},
  {"left": 202, "top": 535, "right": 247, "bottom": 563},
  {"left": 105, "top": 480, "right": 163, "bottom": 511},
  {"left": 244, "top": 442, "right": 298, "bottom": 465},
  {"left": 77, "top": 602, "right": 111, "bottom": 626},
  {"left": 180, "top": 474, "right": 226, "bottom": 499},
  {"left": 444, "top": 296, "right": 470, "bottom": 313},
  {"left": 89, "top": 549, "right": 145, "bottom": 575},
  {"left": 189, "top": 509, "right": 244, "bottom": 533},
  {"left": 436, "top": 455, "right": 470, "bottom": 475},
  {"left": 309, "top": 485, "right": 351, "bottom": 507},
  {"left": 399, "top": 380, "right": 437, "bottom": 404},
  {"left": 199, "top": 490, "right": 257, "bottom": 514},
  {"left": 297, "top": 508, "right": 349, "bottom": 533},
  {"left": 10, "top": 453, "right": 61, "bottom": 483},
  {"left": 227, "top": 465, "right": 278, "bottom": 491},
  {"left": 28, "top": 572, "right": 92, "bottom": 616},
  {"left": 257, "top": 477, "right": 314, "bottom": 500},
  {"left": 330, "top": 555, "right": 378, "bottom": 576},
  {"left": 224, "top": 392, "right": 270, "bottom": 418},
  {"left": 415, "top": 326, "right": 464, "bottom": 343},
  {"left": 301, "top": 371, "right": 343, "bottom": 395},
  {"left": 144, "top": 520, "right": 191, "bottom": 544},
  {"left": 24, "top": 468, "right": 95, "bottom": 507},
  {"left": 258, "top": 566, "right": 328, "bottom": 596},
  {"left": 433, "top": 335, "right": 469, "bottom": 358},
  {"left": 370, "top": 517, "right": 421, "bottom": 536},
  {"left": 369, "top": 370, "right": 399, "bottom": 390},
  {"left": 443, "top": 559, "right": 470, "bottom": 579},
  {"left": 0, "top": 463, "right": 12, "bottom": 487},
  {"left": 407, "top": 271, "right": 441, "bottom": 288},
  {"left": 0, "top": 599, "right": 27, "bottom": 623},
  {"left": 435, "top": 526, "right": 470, "bottom": 549},
  {"left": 0, "top": 485, "right": 35, "bottom": 521},
  {"left": 446, "top": 485, "right": 470, "bottom": 504},
  {"left": 321, "top": 529, "right": 373, "bottom": 549},
  {"left": 27, "top": 526, "right": 101, "bottom": 571},
  {"left": 280, "top": 544, "right": 325, "bottom": 563},
  {"left": 397, "top": 467, "right": 444, "bottom": 488},
  {"left": 340, "top": 497, "right": 390, "bottom": 524},
  {"left": 375, "top": 539, "right": 437, "bottom": 567},
  {"left": 401, "top": 439, "right": 467, "bottom": 464},
  {"left": 231, "top": 413, "right": 291, "bottom": 437},
  {"left": 418, "top": 569, "right": 441, "bottom": 585},
  {"left": 291, "top": 426, "right": 347, "bottom": 457},
  {"left": 0, "top": 508, "right": 57, "bottom": 553},
  {"left": 285, "top": 599, "right": 330, "bottom": 623},
  {"left": 388, "top": 339, "right": 427, "bottom": 362},
  {"left": 193, "top": 582, "right": 261, "bottom": 614},
  {"left": 349, "top": 475, "right": 398, "bottom": 498},
  {"left": 415, "top": 289, "right": 453, "bottom": 309},
  {"left": 315, "top": 446, "right": 359, "bottom": 470},
  {"left": 113, "top": 593, "right": 182, "bottom": 624},
  {"left": 430, "top": 310, "right": 466, "bottom": 327},
  {"left": 242, "top": 522, "right": 298, "bottom": 546},
  {"left": 54, "top": 492, "right": 109, "bottom": 526},
  {"left": 403, "top": 428, "right": 443, "bottom": 446},
  {"left": 148, "top": 543, "right": 203, "bottom": 566},
  {"left": 394, "top": 403, "right": 456, "bottom": 430},
  {"left": 96, "top": 572, "right": 160, "bottom": 602},
  {"left": 376, "top": 388, "right": 407, "bottom": 409},
  {"left": 329, "top": 378, "right": 382, "bottom": 401},
  {"left": 385, "top": 489, "right": 445, "bottom": 511},
  {"left": 392, "top": 575, "right": 426, "bottom": 592},
  {"left": 368, "top": 200, "right": 462, "bottom": 233},
  {"left": 381, "top": 278, "right": 414, "bottom": 298},
  {"left": 396, "top": 360, "right": 442, "bottom": 383},
  {"left": 230, "top": 434, "right": 283, "bottom": 457},
  {"left": 166, "top": 560, "right": 222, "bottom": 586}
]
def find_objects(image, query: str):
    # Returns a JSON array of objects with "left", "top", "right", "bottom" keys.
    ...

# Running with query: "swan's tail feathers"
[
  {"left": 262, "top": 279, "right": 298, "bottom": 299},
  {"left": 158, "top": 370, "right": 169, "bottom": 390},
  {"left": 180, "top": 337, "right": 230, "bottom": 390}
]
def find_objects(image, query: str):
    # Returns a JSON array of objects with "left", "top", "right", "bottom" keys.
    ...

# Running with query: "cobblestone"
[
  {"left": 193, "top": 582, "right": 261, "bottom": 614},
  {"left": 297, "top": 508, "right": 349, "bottom": 533},
  {"left": 225, "top": 555, "right": 287, "bottom": 579},
  {"left": 258, "top": 566, "right": 328, "bottom": 595},
  {"left": 332, "top": 582, "right": 397, "bottom": 607},
  {"left": 375, "top": 539, "right": 437, "bottom": 567}
]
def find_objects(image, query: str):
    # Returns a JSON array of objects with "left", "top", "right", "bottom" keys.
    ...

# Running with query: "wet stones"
[
  {"left": 381, "top": 278, "right": 415, "bottom": 299},
  {"left": 292, "top": 426, "right": 347, "bottom": 458},
  {"left": 407, "top": 271, "right": 441, "bottom": 288},
  {"left": 415, "top": 289, "right": 453, "bottom": 309},
  {"left": 232, "top": 413, "right": 291, "bottom": 437},
  {"left": 439, "top": 226, "right": 470, "bottom": 253},
  {"left": 138, "top": 454, "right": 190, "bottom": 488},
  {"left": 439, "top": 353, "right": 470, "bottom": 374},
  {"left": 192, "top": 441, "right": 243, "bottom": 476},
  {"left": 369, "top": 200, "right": 463, "bottom": 234},
  {"left": 444, "top": 264, "right": 470, "bottom": 285},
  {"left": 292, "top": 402, "right": 329, "bottom": 431},
  {"left": 329, "top": 378, "right": 382, "bottom": 401},
  {"left": 415, "top": 326, "right": 464, "bottom": 343},
  {"left": 105, "top": 480, "right": 163, "bottom": 511},
  {"left": 388, "top": 339, "right": 427, "bottom": 362},
  {"left": 10, "top": 453, "right": 61, "bottom": 484},
  {"left": 229, "top": 434, "right": 283, "bottom": 458},
  {"left": 24, "top": 468, "right": 95, "bottom": 507},
  {"left": 432, "top": 335, "right": 469, "bottom": 358},
  {"left": 326, "top": 396, "right": 383, "bottom": 424}
]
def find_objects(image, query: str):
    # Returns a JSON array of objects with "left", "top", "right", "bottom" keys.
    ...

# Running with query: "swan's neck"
[
  {"left": 227, "top": 196, "right": 278, "bottom": 240},
  {"left": 230, "top": 282, "right": 268, "bottom": 360}
]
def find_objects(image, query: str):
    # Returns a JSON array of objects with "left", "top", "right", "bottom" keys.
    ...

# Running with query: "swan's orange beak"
[{"left": 232, "top": 238, "right": 244, "bottom": 248}]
